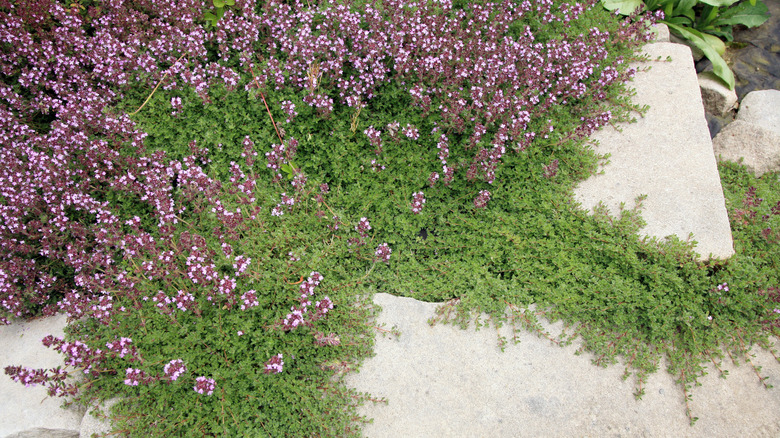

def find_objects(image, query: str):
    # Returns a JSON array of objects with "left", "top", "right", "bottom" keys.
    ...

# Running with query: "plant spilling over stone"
[{"left": 2, "top": 0, "right": 778, "bottom": 433}]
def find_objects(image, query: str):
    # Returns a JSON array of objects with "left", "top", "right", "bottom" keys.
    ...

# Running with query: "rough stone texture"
[
  {"left": 0, "top": 315, "right": 84, "bottom": 438},
  {"left": 345, "top": 293, "right": 780, "bottom": 438},
  {"left": 670, "top": 34, "right": 703, "bottom": 61},
  {"left": 736, "top": 89, "right": 780, "bottom": 135},
  {"left": 5, "top": 429, "right": 79, "bottom": 438},
  {"left": 574, "top": 42, "right": 734, "bottom": 260},
  {"left": 712, "top": 120, "right": 780, "bottom": 177},
  {"left": 78, "top": 399, "right": 119, "bottom": 438},
  {"left": 698, "top": 71, "right": 738, "bottom": 116},
  {"left": 651, "top": 23, "right": 669, "bottom": 43}
]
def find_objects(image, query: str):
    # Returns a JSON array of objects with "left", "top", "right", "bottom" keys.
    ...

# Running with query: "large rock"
[
  {"left": 574, "top": 42, "right": 735, "bottom": 260},
  {"left": 0, "top": 315, "right": 84, "bottom": 438},
  {"left": 698, "top": 71, "right": 738, "bottom": 116},
  {"left": 345, "top": 293, "right": 780, "bottom": 437},
  {"left": 713, "top": 120, "right": 780, "bottom": 177},
  {"left": 736, "top": 89, "right": 780, "bottom": 134}
]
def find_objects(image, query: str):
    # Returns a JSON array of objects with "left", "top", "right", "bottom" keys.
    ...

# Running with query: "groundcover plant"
[{"left": 1, "top": 0, "right": 778, "bottom": 434}]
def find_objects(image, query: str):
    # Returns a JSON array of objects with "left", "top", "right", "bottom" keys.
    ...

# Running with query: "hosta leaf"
[
  {"left": 712, "top": 1, "right": 770, "bottom": 28},
  {"left": 665, "top": 22, "right": 735, "bottom": 90},
  {"left": 697, "top": 0, "right": 739, "bottom": 6},
  {"left": 601, "top": 0, "right": 644, "bottom": 15}
]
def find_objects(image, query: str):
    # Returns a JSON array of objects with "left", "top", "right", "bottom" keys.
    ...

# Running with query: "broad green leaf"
[
  {"left": 203, "top": 11, "right": 217, "bottom": 22},
  {"left": 225, "top": 0, "right": 235, "bottom": 5},
  {"left": 700, "top": 32, "right": 726, "bottom": 56},
  {"left": 213, "top": 0, "right": 225, "bottom": 7},
  {"left": 665, "top": 22, "right": 735, "bottom": 90},
  {"left": 601, "top": 0, "right": 643, "bottom": 15},
  {"left": 713, "top": 1, "right": 769, "bottom": 28},
  {"left": 697, "top": 0, "right": 739, "bottom": 6},
  {"left": 665, "top": 16, "right": 693, "bottom": 26},
  {"left": 672, "top": 0, "right": 697, "bottom": 17}
]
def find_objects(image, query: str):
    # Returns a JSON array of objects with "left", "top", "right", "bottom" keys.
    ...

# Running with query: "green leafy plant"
[
  {"left": 602, "top": 0, "right": 770, "bottom": 89},
  {"left": 204, "top": 0, "right": 235, "bottom": 26}
]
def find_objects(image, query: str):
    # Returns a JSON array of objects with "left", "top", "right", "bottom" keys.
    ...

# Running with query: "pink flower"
[
  {"left": 264, "top": 354, "right": 284, "bottom": 374},
  {"left": 411, "top": 192, "right": 426, "bottom": 214},
  {"left": 193, "top": 376, "right": 216, "bottom": 395},
  {"left": 163, "top": 359, "right": 187, "bottom": 381},
  {"left": 375, "top": 243, "right": 392, "bottom": 263}
]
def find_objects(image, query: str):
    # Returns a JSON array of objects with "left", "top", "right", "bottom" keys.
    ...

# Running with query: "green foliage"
[
  {"left": 34, "top": 0, "right": 778, "bottom": 432},
  {"left": 602, "top": 0, "right": 770, "bottom": 89},
  {"left": 67, "top": 154, "right": 385, "bottom": 436},
  {"left": 204, "top": 0, "right": 236, "bottom": 26}
]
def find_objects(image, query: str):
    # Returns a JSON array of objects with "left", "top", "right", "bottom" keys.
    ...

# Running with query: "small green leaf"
[
  {"left": 213, "top": 0, "right": 225, "bottom": 7},
  {"left": 225, "top": 0, "right": 235, "bottom": 5}
]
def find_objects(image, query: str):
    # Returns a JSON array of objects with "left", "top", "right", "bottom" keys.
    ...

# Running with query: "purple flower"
[
  {"left": 375, "top": 243, "right": 392, "bottom": 263},
  {"left": 355, "top": 217, "right": 371, "bottom": 237},
  {"left": 411, "top": 192, "right": 426, "bottom": 214},
  {"left": 163, "top": 359, "right": 187, "bottom": 382},
  {"left": 474, "top": 190, "right": 491, "bottom": 209},
  {"left": 193, "top": 376, "right": 216, "bottom": 395},
  {"left": 264, "top": 354, "right": 284, "bottom": 374},
  {"left": 124, "top": 368, "right": 145, "bottom": 386}
]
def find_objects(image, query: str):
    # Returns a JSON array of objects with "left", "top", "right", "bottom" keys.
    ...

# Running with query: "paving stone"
[
  {"left": 0, "top": 315, "right": 84, "bottom": 438},
  {"left": 574, "top": 42, "right": 734, "bottom": 260}
]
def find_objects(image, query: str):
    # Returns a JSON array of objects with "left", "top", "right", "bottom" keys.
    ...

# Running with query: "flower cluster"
[
  {"left": 263, "top": 354, "right": 284, "bottom": 374},
  {"left": 193, "top": 376, "right": 216, "bottom": 396},
  {"left": 163, "top": 359, "right": 187, "bottom": 382},
  {"left": 355, "top": 217, "right": 372, "bottom": 237},
  {"left": 411, "top": 192, "right": 426, "bottom": 214},
  {"left": 474, "top": 190, "right": 491, "bottom": 209},
  {"left": 375, "top": 243, "right": 392, "bottom": 263},
  {"left": 281, "top": 272, "right": 330, "bottom": 330}
]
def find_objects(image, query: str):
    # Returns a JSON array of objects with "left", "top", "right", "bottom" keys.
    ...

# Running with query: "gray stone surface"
[
  {"left": 345, "top": 293, "right": 780, "bottom": 438},
  {"left": 78, "top": 399, "right": 119, "bottom": 438},
  {"left": 736, "top": 89, "right": 780, "bottom": 135},
  {"left": 574, "top": 42, "right": 734, "bottom": 260},
  {"left": 713, "top": 119, "right": 780, "bottom": 177},
  {"left": 698, "top": 71, "right": 738, "bottom": 116},
  {"left": 651, "top": 23, "right": 669, "bottom": 43},
  {"left": 5, "top": 429, "right": 79, "bottom": 438},
  {"left": 0, "top": 315, "right": 84, "bottom": 438}
]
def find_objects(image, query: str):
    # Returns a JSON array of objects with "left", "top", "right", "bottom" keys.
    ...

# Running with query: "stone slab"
[
  {"left": 0, "top": 315, "right": 84, "bottom": 438},
  {"left": 737, "top": 89, "right": 780, "bottom": 135},
  {"left": 574, "top": 42, "right": 734, "bottom": 260},
  {"left": 344, "top": 293, "right": 780, "bottom": 438}
]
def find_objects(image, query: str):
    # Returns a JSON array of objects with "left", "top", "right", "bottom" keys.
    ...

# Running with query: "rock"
[
  {"left": 651, "top": 23, "right": 669, "bottom": 43},
  {"left": 345, "top": 293, "right": 780, "bottom": 437},
  {"left": 705, "top": 112, "right": 724, "bottom": 139},
  {"left": 0, "top": 315, "right": 85, "bottom": 438},
  {"left": 713, "top": 120, "right": 780, "bottom": 176},
  {"left": 574, "top": 43, "right": 734, "bottom": 260},
  {"left": 698, "top": 71, "right": 738, "bottom": 116},
  {"left": 670, "top": 34, "right": 703, "bottom": 61},
  {"left": 5, "top": 429, "right": 79, "bottom": 438},
  {"left": 736, "top": 89, "right": 780, "bottom": 135},
  {"left": 79, "top": 398, "right": 120, "bottom": 438}
]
